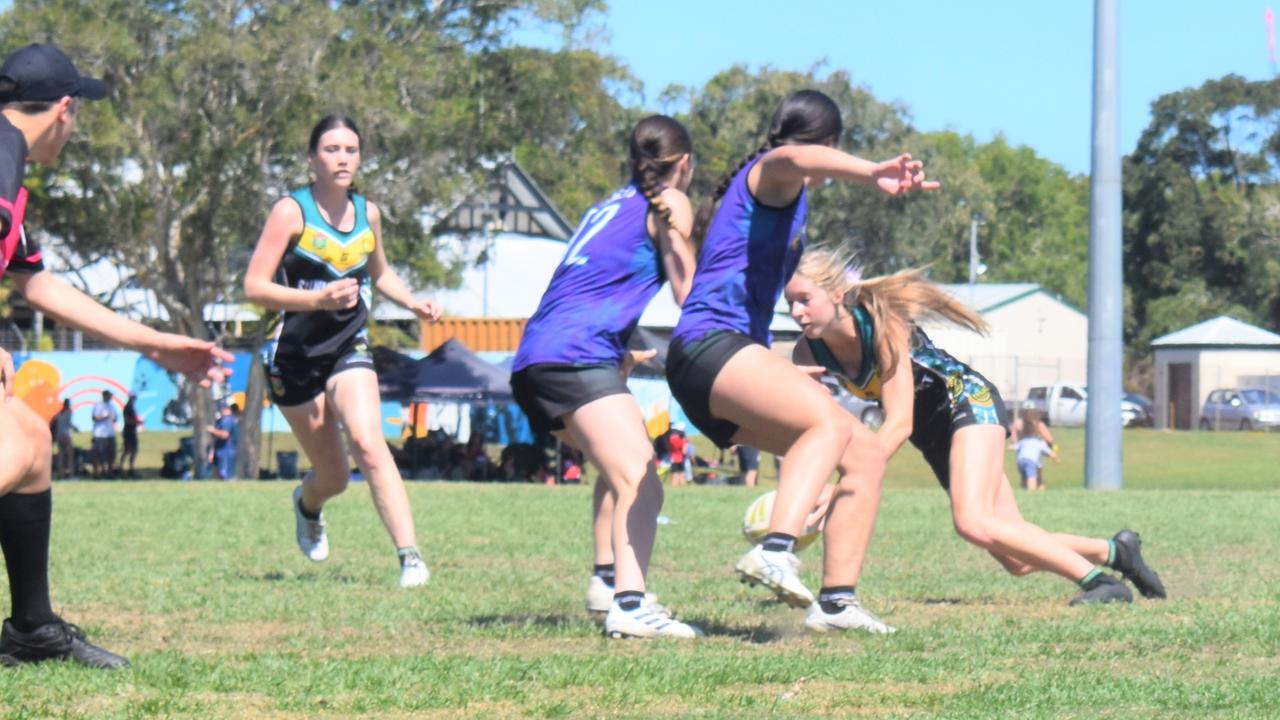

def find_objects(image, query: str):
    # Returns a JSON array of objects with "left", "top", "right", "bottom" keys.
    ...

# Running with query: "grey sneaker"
[
  {"left": 1069, "top": 573, "right": 1133, "bottom": 606},
  {"left": 398, "top": 549, "right": 430, "bottom": 588},
  {"left": 1111, "top": 530, "right": 1167, "bottom": 599},
  {"left": 604, "top": 599, "right": 702, "bottom": 639},
  {"left": 293, "top": 485, "right": 329, "bottom": 562},
  {"left": 804, "top": 597, "right": 896, "bottom": 634},
  {"left": 734, "top": 544, "right": 814, "bottom": 609}
]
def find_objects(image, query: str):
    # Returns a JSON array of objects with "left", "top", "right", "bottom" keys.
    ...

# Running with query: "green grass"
[{"left": 7, "top": 430, "right": 1277, "bottom": 718}]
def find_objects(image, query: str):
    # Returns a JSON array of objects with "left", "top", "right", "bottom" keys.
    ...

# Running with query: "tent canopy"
[{"left": 376, "top": 339, "right": 513, "bottom": 402}]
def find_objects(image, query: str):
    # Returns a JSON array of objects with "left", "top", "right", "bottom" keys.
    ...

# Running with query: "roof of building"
[{"left": 1151, "top": 316, "right": 1280, "bottom": 349}]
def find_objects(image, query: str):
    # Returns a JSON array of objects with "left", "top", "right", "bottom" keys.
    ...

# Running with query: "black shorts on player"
[{"left": 510, "top": 363, "right": 629, "bottom": 434}]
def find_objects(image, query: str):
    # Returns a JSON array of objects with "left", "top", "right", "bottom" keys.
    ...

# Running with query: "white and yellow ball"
[{"left": 742, "top": 490, "right": 822, "bottom": 551}]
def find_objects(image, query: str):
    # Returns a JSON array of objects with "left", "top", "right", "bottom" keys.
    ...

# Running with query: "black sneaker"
[
  {"left": 1069, "top": 573, "right": 1133, "bottom": 606},
  {"left": 0, "top": 618, "right": 129, "bottom": 669},
  {"left": 1111, "top": 529, "right": 1167, "bottom": 599}
]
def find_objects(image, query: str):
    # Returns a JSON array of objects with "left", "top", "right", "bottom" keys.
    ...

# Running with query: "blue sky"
[{"left": 582, "top": 0, "right": 1270, "bottom": 175}]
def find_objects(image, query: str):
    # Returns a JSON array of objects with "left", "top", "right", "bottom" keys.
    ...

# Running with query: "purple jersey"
[
  {"left": 672, "top": 156, "right": 807, "bottom": 346},
  {"left": 512, "top": 184, "right": 665, "bottom": 369}
]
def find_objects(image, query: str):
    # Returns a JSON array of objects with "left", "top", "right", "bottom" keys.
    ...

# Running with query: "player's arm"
[
  {"left": 873, "top": 318, "right": 915, "bottom": 458},
  {"left": 366, "top": 202, "right": 441, "bottom": 322},
  {"left": 753, "top": 146, "right": 940, "bottom": 205},
  {"left": 14, "top": 270, "right": 232, "bottom": 386},
  {"left": 647, "top": 187, "right": 696, "bottom": 305},
  {"left": 244, "top": 198, "right": 356, "bottom": 312}
]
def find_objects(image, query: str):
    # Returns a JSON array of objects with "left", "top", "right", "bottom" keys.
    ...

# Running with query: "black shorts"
[
  {"left": 736, "top": 444, "right": 760, "bottom": 471},
  {"left": 91, "top": 436, "right": 116, "bottom": 462},
  {"left": 122, "top": 428, "right": 138, "bottom": 453},
  {"left": 267, "top": 346, "right": 376, "bottom": 407},
  {"left": 665, "top": 330, "right": 756, "bottom": 449},
  {"left": 510, "top": 363, "right": 630, "bottom": 434},
  {"left": 908, "top": 371, "right": 1010, "bottom": 490}
]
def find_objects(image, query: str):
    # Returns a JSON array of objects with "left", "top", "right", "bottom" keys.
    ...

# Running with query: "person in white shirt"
[{"left": 91, "top": 390, "right": 118, "bottom": 479}]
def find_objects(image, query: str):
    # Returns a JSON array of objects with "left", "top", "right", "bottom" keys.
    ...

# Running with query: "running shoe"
[
  {"left": 735, "top": 544, "right": 815, "bottom": 609},
  {"left": 804, "top": 597, "right": 896, "bottom": 634},
  {"left": 0, "top": 618, "right": 129, "bottom": 669},
  {"left": 1111, "top": 530, "right": 1167, "bottom": 599},
  {"left": 604, "top": 599, "right": 702, "bottom": 639},
  {"left": 293, "top": 485, "right": 329, "bottom": 562},
  {"left": 398, "top": 548, "right": 430, "bottom": 588},
  {"left": 1069, "top": 573, "right": 1133, "bottom": 606}
]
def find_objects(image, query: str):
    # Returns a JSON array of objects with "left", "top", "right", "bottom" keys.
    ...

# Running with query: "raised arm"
[
  {"left": 751, "top": 146, "right": 940, "bottom": 207},
  {"left": 366, "top": 202, "right": 442, "bottom": 323},
  {"left": 647, "top": 187, "right": 696, "bottom": 305}
]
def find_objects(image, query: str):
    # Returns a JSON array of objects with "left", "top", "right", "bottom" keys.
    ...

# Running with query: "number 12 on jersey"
[{"left": 562, "top": 201, "right": 621, "bottom": 267}]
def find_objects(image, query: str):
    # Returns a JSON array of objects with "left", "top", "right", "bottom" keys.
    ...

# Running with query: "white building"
[{"left": 1150, "top": 316, "right": 1280, "bottom": 430}]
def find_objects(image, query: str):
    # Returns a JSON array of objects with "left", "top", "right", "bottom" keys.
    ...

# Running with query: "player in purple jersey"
[
  {"left": 511, "top": 116, "right": 699, "bottom": 639},
  {"left": 245, "top": 115, "right": 442, "bottom": 589},
  {"left": 0, "top": 44, "right": 231, "bottom": 669},
  {"left": 664, "top": 89, "right": 938, "bottom": 610}
]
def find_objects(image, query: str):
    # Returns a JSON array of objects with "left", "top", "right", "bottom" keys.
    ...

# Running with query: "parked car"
[
  {"left": 1121, "top": 392, "right": 1154, "bottom": 428},
  {"left": 1198, "top": 388, "right": 1280, "bottom": 431},
  {"left": 1024, "top": 384, "right": 1153, "bottom": 428}
]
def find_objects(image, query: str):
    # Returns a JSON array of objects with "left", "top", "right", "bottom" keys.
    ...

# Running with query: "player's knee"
[
  {"left": 952, "top": 511, "right": 993, "bottom": 548},
  {"left": 347, "top": 431, "right": 390, "bottom": 471}
]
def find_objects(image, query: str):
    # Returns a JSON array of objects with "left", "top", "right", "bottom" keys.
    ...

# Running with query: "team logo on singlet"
[{"left": 294, "top": 225, "right": 376, "bottom": 276}]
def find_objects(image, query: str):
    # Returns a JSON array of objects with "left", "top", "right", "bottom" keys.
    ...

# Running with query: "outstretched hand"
[
  {"left": 873, "top": 154, "right": 941, "bottom": 196},
  {"left": 412, "top": 298, "right": 443, "bottom": 323},
  {"left": 145, "top": 334, "right": 235, "bottom": 388}
]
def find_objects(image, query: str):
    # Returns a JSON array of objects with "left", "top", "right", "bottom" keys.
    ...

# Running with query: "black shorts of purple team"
[
  {"left": 267, "top": 336, "right": 377, "bottom": 407},
  {"left": 666, "top": 329, "right": 1011, "bottom": 491},
  {"left": 510, "top": 363, "right": 631, "bottom": 434}
]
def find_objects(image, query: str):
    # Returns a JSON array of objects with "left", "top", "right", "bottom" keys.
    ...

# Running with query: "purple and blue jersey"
[
  {"left": 672, "top": 156, "right": 807, "bottom": 347},
  {"left": 512, "top": 184, "right": 665, "bottom": 370}
]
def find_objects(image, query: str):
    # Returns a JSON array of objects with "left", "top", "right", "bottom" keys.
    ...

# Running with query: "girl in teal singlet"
[
  {"left": 782, "top": 248, "right": 1167, "bottom": 632},
  {"left": 244, "top": 115, "right": 443, "bottom": 588}
]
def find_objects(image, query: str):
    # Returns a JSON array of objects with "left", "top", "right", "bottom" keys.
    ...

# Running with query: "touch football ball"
[{"left": 742, "top": 490, "right": 822, "bottom": 551}]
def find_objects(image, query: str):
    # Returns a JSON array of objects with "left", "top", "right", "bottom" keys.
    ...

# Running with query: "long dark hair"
[
  {"left": 691, "top": 89, "right": 843, "bottom": 245},
  {"left": 629, "top": 115, "right": 692, "bottom": 224},
  {"left": 308, "top": 114, "right": 362, "bottom": 155}
]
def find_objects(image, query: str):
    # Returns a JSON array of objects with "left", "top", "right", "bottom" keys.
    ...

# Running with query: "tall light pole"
[
  {"left": 1086, "top": 0, "right": 1124, "bottom": 490},
  {"left": 968, "top": 212, "right": 986, "bottom": 308}
]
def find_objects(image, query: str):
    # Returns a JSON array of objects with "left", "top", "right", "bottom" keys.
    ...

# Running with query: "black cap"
[{"left": 0, "top": 43, "right": 108, "bottom": 103}]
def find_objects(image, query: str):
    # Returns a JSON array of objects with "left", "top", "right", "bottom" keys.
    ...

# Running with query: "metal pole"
[
  {"left": 1085, "top": 0, "right": 1124, "bottom": 490},
  {"left": 968, "top": 212, "right": 983, "bottom": 308}
]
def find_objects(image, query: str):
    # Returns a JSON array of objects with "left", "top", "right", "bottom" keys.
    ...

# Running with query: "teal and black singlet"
[
  {"left": 265, "top": 186, "right": 377, "bottom": 405},
  {"left": 806, "top": 305, "right": 1009, "bottom": 489}
]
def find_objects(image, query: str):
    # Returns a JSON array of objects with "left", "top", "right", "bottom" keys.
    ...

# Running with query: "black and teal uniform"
[
  {"left": 265, "top": 186, "right": 377, "bottom": 406},
  {"left": 806, "top": 305, "right": 1009, "bottom": 489}
]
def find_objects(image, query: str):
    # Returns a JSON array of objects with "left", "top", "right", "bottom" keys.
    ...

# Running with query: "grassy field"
[{"left": 5, "top": 430, "right": 1277, "bottom": 718}]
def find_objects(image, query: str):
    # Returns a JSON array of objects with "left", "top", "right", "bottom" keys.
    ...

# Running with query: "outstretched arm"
[
  {"left": 753, "top": 145, "right": 940, "bottom": 206},
  {"left": 366, "top": 203, "right": 442, "bottom": 323},
  {"left": 13, "top": 270, "right": 232, "bottom": 387}
]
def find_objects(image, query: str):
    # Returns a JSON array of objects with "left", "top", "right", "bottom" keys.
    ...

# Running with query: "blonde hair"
[{"left": 795, "top": 246, "right": 989, "bottom": 381}]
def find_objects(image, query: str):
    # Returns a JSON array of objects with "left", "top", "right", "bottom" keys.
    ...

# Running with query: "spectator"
[
  {"left": 736, "top": 444, "right": 760, "bottom": 487},
  {"left": 207, "top": 402, "right": 240, "bottom": 481},
  {"left": 49, "top": 399, "right": 74, "bottom": 479},
  {"left": 667, "top": 423, "right": 688, "bottom": 487},
  {"left": 118, "top": 393, "right": 140, "bottom": 478},
  {"left": 90, "top": 390, "right": 117, "bottom": 479}
]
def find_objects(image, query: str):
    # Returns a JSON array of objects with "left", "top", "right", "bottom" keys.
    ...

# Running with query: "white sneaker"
[
  {"left": 585, "top": 576, "right": 662, "bottom": 615},
  {"left": 735, "top": 544, "right": 815, "bottom": 609},
  {"left": 604, "top": 599, "right": 702, "bottom": 639},
  {"left": 804, "top": 597, "right": 896, "bottom": 634},
  {"left": 293, "top": 485, "right": 329, "bottom": 562},
  {"left": 399, "top": 550, "right": 430, "bottom": 588}
]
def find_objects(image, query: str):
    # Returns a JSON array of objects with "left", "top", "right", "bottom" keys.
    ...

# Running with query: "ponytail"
[{"left": 628, "top": 115, "right": 692, "bottom": 228}]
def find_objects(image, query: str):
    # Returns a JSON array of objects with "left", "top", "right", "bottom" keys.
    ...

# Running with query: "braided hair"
[
  {"left": 691, "top": 89, "right": 844, "bottom": 247},
  {"left": 629, "top": 115, "right": 693, "bottom": 225}
]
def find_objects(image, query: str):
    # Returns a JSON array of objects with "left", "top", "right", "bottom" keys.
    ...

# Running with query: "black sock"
[
  {"left": 0, "top": 491, "right": 57, "bottom": 632},
  {"left": 761, "top": 533, "right": 797, "bottom": 553},
  {"left": 818, "top": 585, "right": 856, "bottom": 614},
  {"left": 296, "top": 495, "right": 321, "bottom": 520},
  {"left": 593, "top": 563, "right": 616, "bottom": 587},
  {"left": 614, "top": 590, "right": 644, "bottom": 611}
]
